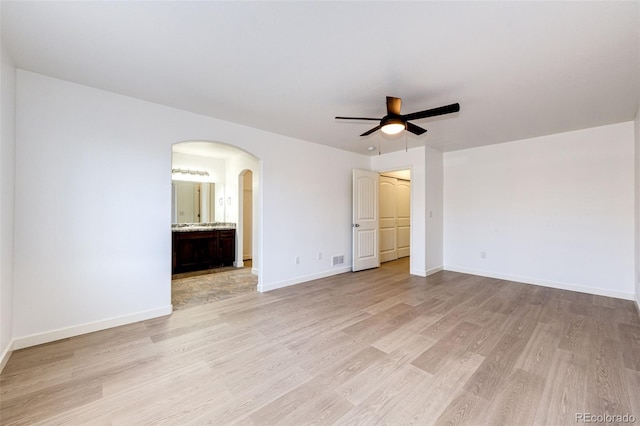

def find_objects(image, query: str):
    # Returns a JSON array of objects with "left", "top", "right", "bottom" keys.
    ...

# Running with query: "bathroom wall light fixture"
[{"left": 172, "top": 168, "right": 210, "bottom": 177}]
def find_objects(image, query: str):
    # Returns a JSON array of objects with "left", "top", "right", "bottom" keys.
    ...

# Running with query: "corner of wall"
[
  {"left": 425, "top": 147, "right": 444, "bottom": 272},
  {"left": 0, "top": 339, "right": 14, "bottom": 373},
  {"left": 635, "top": 0, "right": 640, "bottom": 318},
  {"left": 0, "top": 42, "right": 17, "bottom": 373},
  {"left": 635, "top": 106, "right": 640, "bottom": 313}
]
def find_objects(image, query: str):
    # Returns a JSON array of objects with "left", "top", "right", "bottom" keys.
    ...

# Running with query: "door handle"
[{"left": 353, "top": 223, "right": 360, "bottom": 227}]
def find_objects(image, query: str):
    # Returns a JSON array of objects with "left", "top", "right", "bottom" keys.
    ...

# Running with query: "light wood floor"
[{"left": 2, "top": 258, "right": 639, "bottom": 425}]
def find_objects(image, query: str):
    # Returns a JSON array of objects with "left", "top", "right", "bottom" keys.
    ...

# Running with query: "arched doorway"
[{"left": 170, "top": 141, "right": 261, "bottom": 310}]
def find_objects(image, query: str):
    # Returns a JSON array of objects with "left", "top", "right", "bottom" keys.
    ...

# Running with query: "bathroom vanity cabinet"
[{"left": 172, "top": 228, "right": 236, "bottom": 274}]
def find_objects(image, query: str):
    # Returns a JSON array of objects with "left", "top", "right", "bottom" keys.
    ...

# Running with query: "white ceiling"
[{"left": 2, "top": 1, "right": 638, "bottom": 155}]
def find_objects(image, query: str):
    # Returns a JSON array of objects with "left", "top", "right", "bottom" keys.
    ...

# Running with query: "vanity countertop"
[{"left": 172, "top": 222, "right": 236, "bottom": 232}]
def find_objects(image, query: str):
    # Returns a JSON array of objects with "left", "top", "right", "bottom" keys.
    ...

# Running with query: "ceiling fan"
[{"left": 335, "top": 96, "right": 460, "bottom": 136}]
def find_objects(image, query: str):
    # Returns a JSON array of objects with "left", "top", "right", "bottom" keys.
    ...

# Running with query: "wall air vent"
[{"left": 332, "top": 255, "right": 345, "bottom": 266}]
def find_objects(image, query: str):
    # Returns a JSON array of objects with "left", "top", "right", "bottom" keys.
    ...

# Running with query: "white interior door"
[
  {"left": 352, "top": 169, "right": 380, "bottom": 272},
  {"left": 396, "top": 179, "right": 411, "bottom": 258},
  {"left": 379, "top": 176, "right": 398, "bottom": 263}
]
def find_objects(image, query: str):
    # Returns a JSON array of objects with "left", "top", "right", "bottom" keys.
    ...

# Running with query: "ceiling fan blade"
[
  {"left": 406, "top": 122, "right": 427, "bottom": 135},
  {"left": 360, "top": 125, "right": 381, "bottom": 136},
  {"left": 402, "top": 103, "right": 460, "bottom": 121},
  {"left": 386, "top": 96, "right": 402, "bottom": 115},
  {"left": 335, "top": 116, "right": 381, "bottom": 121}
]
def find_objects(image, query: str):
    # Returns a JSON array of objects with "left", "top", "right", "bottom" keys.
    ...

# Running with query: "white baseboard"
[
  {"left": 409, "top": 266, "right": 443, "bottom": 278},
  {"left": 444, "top": 265, "right": 635, "bottom": 301},
  {"left": 410, "top": 268, "right": 426, "bottom": 277},
  {"left": 251, "top": 267, "right": 258, "bottom": 276},
  {"left": 257, "top": 266, "right": 351, "bottom": 292},
  {"left": 0, "top": 340, "right": 14, "bottom": 373},
  {"left": 12, "top": 305, "right": 173, "bottom": 350},
  {"left": 425, "top": 266, "right": 443, "bottom": 277}
]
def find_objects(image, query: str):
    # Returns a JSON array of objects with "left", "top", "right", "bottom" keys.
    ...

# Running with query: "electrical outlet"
[
  {"left": 318, "top": 252, "right": 322, "bottom": 260},
  {"left": 295, "top": 256, "right": 300, "bottom": 264}
]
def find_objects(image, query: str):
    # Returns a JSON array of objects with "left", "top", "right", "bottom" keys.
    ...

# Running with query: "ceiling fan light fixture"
[
  {"left": 380, "top": 117, "right": 405, "bottom": 135},
  {"left": 336, "top": 96, "right": 459, "bottom": 137}
]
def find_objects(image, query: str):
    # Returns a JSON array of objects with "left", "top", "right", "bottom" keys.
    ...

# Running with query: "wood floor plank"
[
  {"left": 623, "top": 368, "right": 640, "bottom": 420},
  {"left": 462, "top": 333, "right": 527, "bottom": 401},
  {"left": 484, "top": 368, "right": 546, "bottom": 426},
  {"left": 428, "top": 349, "right": 485, "bottom": 392},
  {"left": 371, "top": 314, "right": 440, "bottom": 355},
  {"left": 195, "top": 365, "right": 312, "bottom": 425},
  {"left": 557, "top": 315, "right": 591, "bottom": 354},
  {"left": 433, "top": 389, "right": 487, "bottom": 426},
  {"left": 513, "top": 322, "right": 561, "bottom": 377},
  {"left": 333, "top": 352, "right": 410, "bottom": 406},
  {"left": 585, "top": 337, "right": 633, "bottom": 418},
  {"left": 248, "top": 377, "right": 329, "bottom": 426},
  {"left": 411, "top": 321, "right": 481, "bottom": 374},
  {"left": 1, "top": 258, "right": 638, "bottom": 425},
  {"left": 533, "top": 348, "right": 588, "bottom": 425},
  {"left": 333, "top": 364, "right": 430, "bottom": 424},
  {"left": 618, "top": 323, "right": 640, "bottom": 371},
  {"left": 270, "top": 388, "right": 353, "bottom": 426},
  {"left": 0, "top": 375, "right": 103, "bottom": 426}
]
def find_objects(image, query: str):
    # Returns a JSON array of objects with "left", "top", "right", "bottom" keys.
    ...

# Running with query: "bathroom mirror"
[{"left": 172, "top": 180, "right": 225, "bottom": 223}]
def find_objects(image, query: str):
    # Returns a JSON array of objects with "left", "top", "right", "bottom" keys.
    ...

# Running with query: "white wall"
[
  {"left": 635, "top": 0, "right": 640, "bottom": 312},
  {"left": 371, "top": 147, "right": 427, "bottom": 276},
  {"left": 0, "top": 43, "right": 16, "bottom": 369},
  {"left": 425, "top": 147, "right": 444, "bottom": 275},
  {"left": 635, "top": 109, "right": 640, "bottom": 309},
  {"left": 444, "top": 122, "right": 635, "bottom": 300},
  {"left": 13, "top": 70, "right": 368, "bottom": 347},
  {"left": 257, "top": 139, "right": 366, "bottom": 290}
]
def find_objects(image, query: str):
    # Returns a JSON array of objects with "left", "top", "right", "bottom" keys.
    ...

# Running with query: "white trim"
[
  {"left": 0, "top": 340, "right": 14, "bottom": 373},
  {"left": 12, "top": 305, "right": 173, "bottom": 350},
  {"left": 251, "top": 267, "right": 258, "bottom": 276},
  {"left": 410, "top": 266, "right": 443, "bottom": 277},
  {"left": 425, "top": 266, "right": 443, "bottom": 277},
  {"left": 257, "top": 267, "right": 351, "bottom": 292},
  {"left": 444, "top": 266, "right": 635, "bottom": 301},
  {"left": 410, "top": 268, "right": 427, "bottom": 277}
]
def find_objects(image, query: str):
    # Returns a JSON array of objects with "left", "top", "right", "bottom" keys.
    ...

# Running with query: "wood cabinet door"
[
  {"left": 173, "top": 231, "right": 219, "bottom": 273},
  {"left": 218, "top": 230, "right": 235, "bottom": 266}
]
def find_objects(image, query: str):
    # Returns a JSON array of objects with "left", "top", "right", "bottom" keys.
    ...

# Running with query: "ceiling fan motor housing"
[{"left": 380, "top": 115, "right": 406, "bottom": 134}]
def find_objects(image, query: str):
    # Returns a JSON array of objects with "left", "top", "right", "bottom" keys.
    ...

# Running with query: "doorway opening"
[
  {"left": 238, "top": 169, "right": 254, "bottom": 271},
  {"left": 170, "top": 141, "right": 260, "bottom": 310},
  {"left": 379, "top": 169, "right": 411, "bottom": 275}
]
